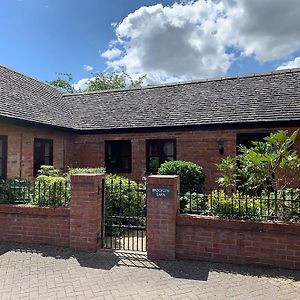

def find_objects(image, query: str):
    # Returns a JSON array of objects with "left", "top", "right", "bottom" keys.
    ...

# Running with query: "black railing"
[
  {"left": 180, "top": 189, "right": 300, "bottom": 221},
  {"left": 104, "top": 178, "right": 146, "bottom": 251},
  {"left": 0, "top": 179, "right": 70, "bottom": 207}
]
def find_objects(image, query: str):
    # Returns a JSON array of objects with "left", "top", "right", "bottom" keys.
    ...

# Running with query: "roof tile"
[{"left": 1, "top": 64, "right": 300, "bottom": 131}]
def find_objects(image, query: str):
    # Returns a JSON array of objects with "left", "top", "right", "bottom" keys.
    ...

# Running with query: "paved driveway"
[{"left": 0, "top": 243, "right": 300, "bottom": 300}]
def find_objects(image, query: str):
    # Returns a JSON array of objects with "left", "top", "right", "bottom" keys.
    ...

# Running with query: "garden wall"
[
  {"left": 147, "top": 175, "right": 300, "bottom": 270},
  {"left": 176, "top": 214, "right": 300, "bottom": 269},
  {"left": 0, "top": 205, "right": 70, "bottom": 247},
  {"left": 0, "top": 174, "right": 105, "bottom": 251}
]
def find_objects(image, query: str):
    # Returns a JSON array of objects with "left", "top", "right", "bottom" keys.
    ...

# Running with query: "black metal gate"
[{"left": 102, "top": 177, "right": 146, "bottom": 252}]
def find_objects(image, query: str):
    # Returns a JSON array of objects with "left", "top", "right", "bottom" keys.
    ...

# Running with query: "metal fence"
[
  {"left": 0, "top": 179, "right": 70, "bottom": 207},
  {"left": 103, "top": 177, "right": 147, "bottom": 252},
  {"left": 180, "top": 189, "right": 300, "bottom": 222}
]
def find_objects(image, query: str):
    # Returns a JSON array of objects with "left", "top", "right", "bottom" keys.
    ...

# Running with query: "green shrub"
[
  {"left": 105, "top": 175, "right": 146, "bottom": 233},
  {"left": 64, "top": 167, "right": 105, "bottom": 180},
  {"left": 217, "top": 130, "right": 300, "bottom": 191},
  {"left": 181, "top": 192, "right": 205, "bottom": 213},
  {"left": 181, "top": 189, "right": 300, "bottom": 221},
  {"left": 261, "top": 189, "right": 300, "bottom": 220},
  {"left": 207, "top": 190, "right": 267, "bottom": 219},
  {"left": 158, "top": 160, "right": 205, "bottom": 194},
  {"left": 33, "top": 165, "right": 69, "bottom": 206},
  {"left": 0, "top": 178, "right": 32, "bottom": 204},
  {"left": 37, "top": 165, "right": 60, "bottom": 177}
]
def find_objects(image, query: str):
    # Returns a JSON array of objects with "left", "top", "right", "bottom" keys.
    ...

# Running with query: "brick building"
[{"left": 1, "top": 64, "right": 300, "bottom": 188}]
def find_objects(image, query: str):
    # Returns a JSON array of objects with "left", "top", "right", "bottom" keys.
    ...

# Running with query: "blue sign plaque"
[{"left": 150, "top": 187, "right": 172, "bottom": 199}]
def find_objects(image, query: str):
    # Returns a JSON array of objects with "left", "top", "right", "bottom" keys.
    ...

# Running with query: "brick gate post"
[
  {"left": 147, "top": 175, "right": 180, "bottom": 260},
  {"left": 70, "top": 174, "right": 105, "bottom": 252}
]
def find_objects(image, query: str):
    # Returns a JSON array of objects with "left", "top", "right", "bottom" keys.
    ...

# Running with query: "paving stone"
[{"left": 0, "top": 242, "right": 300, "bottom": 300}]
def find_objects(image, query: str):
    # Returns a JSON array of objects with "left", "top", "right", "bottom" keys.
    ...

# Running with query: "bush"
[
  {"left": 37, "top": 165, "right": 60, "bottom": 177},
  {"left": 64, "top": 167, "right": 105, "bottom": 180},
  {"left": 158, "top": 160, "right": 205, "bottom": 194},
  {"left": 207, "top": 190, "right": 265, "bottom": 218},
  {"left": 0, "top": 178, "right": 32, "bottom": 204},
  {"left": 33, "top": 165, "right": 69, "bottom": 206},
  {"left": 105, "top": 175, "right": 146, "bottom": 233},
  {"left": 217, "top": 130, "right": 300, "bottom": 191},
  {"left": 182, "top": 188, "right": 300, "bottom": 221},
  {"left": 261, "top": 189, "right": 300, "bottom": 220},
  {"left": 181, "top": 192, "right": 205, "bottom": 213}
]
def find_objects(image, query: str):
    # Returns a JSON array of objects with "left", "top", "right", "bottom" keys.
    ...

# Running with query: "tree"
[
  {"left": 47, "top": 72, "right": 146, "bottom": 93},
  {"left": 217, "top": 129, "right": 300, "bottom": 191},
  {"left": 47, "top": 73, "right": 76, "bottom": 94}
]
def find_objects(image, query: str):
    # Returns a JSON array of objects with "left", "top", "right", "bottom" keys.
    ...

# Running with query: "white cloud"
[
  {"left": 277, "top": 57, "right": 300, "bottom": 70},
  {"left": 101, "top": 0, "right": 300, "bottom": 83},
  {"left": 220, "top": 0, "right": 300, "bottom": 61},
  {"left": 73, "top": 78, "right": 90, "bottom": 91},
  {"left": 83, "top": 64, "right": 94, "bottom": 72},
  {"left": 104, "top": 1, "right": 231, "bottom": 83},
  {"left": 101, "top": 48, "right": 123, "bottom": 60}
]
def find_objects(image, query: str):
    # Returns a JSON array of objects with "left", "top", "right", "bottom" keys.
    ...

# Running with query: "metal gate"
[{"left": 102, "top": 177, "right": 146, "bottom": 252}]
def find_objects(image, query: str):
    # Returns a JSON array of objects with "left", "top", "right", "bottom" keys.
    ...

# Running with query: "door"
[{"left": 0, "top": 136, "right": 8, "bottom": 179}]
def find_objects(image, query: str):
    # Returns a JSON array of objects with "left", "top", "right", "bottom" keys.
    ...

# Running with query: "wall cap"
[
  {"left": 148, "top": 175, "right": 179, "bottom": 179},
  {"left": 71, "top": 173, "right": 104, "bottom": 176},
  {"left": 177, "top": 214, "right": 300, "bottom": 235},
  {"left": 0, "top": 204, "right": 70, "bottom": 216}
]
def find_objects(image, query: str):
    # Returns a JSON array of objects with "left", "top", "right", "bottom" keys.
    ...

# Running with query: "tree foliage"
[
  {"left": 217, "top": 130, "right": 300, "bottom": 191},
  {"left": 47, "top": 73, "right": 76, "bottom": 93},
  {"left": 47, "top": 72, "right": 146, "bottom": 93}
]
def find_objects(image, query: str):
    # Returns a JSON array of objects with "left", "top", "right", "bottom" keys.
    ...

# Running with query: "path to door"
[{"left": 1, "top": 242, "right": 300, "bottom": 300}]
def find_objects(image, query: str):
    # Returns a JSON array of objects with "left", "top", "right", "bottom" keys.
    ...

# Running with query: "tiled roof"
[
  {"left": 0, "top": 65, "right": 74, "bottom": 128},
  {"left": 1, "top": 64, "right": 300, "bottom": 131}
]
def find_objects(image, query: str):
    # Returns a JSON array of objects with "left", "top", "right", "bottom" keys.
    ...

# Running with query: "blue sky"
[
  {"left": 1, "top": 0, "right": 300, "bottom": 86},
  {"left": 1, "top": 0, "right": 173, "bottom": 82}
]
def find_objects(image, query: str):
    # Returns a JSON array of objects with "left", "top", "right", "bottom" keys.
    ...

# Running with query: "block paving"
[{"left": 0, "top": 242, "right": 300, "bottom": 300}]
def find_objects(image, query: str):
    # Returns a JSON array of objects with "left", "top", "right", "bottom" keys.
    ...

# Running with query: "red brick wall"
[
  {"left": 0, "top": 205, "right": 70, "bottom": 247},
  {"left": 70, "top": 174, "right": 104, "bottom": 252},
  {"left": 176, "top": 214, "right": 300, "bottom": 269},
  {"left": 0, "top": 121, "right": 73, "bottom": 178},
  {"left": 1, "top": 119, "right": 300, "bottom": 189},
  {"left": 0, "top": 174, "right": 103, "bottom": 251},
  {"left": 68, "top": 126, "right": 300, "bottom": 189},
  {"left": 147, "top": 175, "right": 180, "bottom": 260}
]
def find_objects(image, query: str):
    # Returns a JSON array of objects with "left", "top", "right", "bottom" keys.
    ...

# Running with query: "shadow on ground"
[{"left": 1, "top": 242, "right": 300, "bottom": 282}]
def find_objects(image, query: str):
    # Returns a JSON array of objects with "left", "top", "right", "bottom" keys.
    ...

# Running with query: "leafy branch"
[
  {"left": 217, "top": 129, "right": 300, "bottom": 192},
  {"left": 47, "top": 72, "right": 146, "bottom": 93}
]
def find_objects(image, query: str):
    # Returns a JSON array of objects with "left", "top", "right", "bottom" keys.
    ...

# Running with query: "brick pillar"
[
  {"left": 147, "top": 175, "right": 180, "bottom": 260},
  {"left": 70, "top": 174, "right": 105, "bottom": 252}
]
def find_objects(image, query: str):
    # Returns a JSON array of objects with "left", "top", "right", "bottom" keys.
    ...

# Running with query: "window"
[
  {"left": 34, "top": 138, "right": 53, "bottom": 176},
  {"left": 236, "top": 132, "right": 270, "bottom": 189},
  {"left": 0, "top": 136, "right": 8, "bottom": 179},
  {"left": 146, "top": 139, "right": 176, "bottom": 174},
  {"left": 236, "top": 132, "right": 270, "bottom": 153},
  {"left": 105, "top": 140, "right": 131, "bottom": 173}
]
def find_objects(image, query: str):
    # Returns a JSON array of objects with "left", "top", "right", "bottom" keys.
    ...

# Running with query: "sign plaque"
[{"left": 150, "top": 186, "right": 172, "bottom": 199}]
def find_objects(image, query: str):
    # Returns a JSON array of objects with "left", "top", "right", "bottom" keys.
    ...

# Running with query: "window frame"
[
  {"left": 146, "top": 139, "right": 176, "bottom": 174},
  {"left": 0, "top": 135, "right": 8, "bottom": 179},
  {"left": 33, "top": 138, "right": 54, "bottom": 176},
  {"left": 105, "top": 140, "right": 132, "bottom": 173}
]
